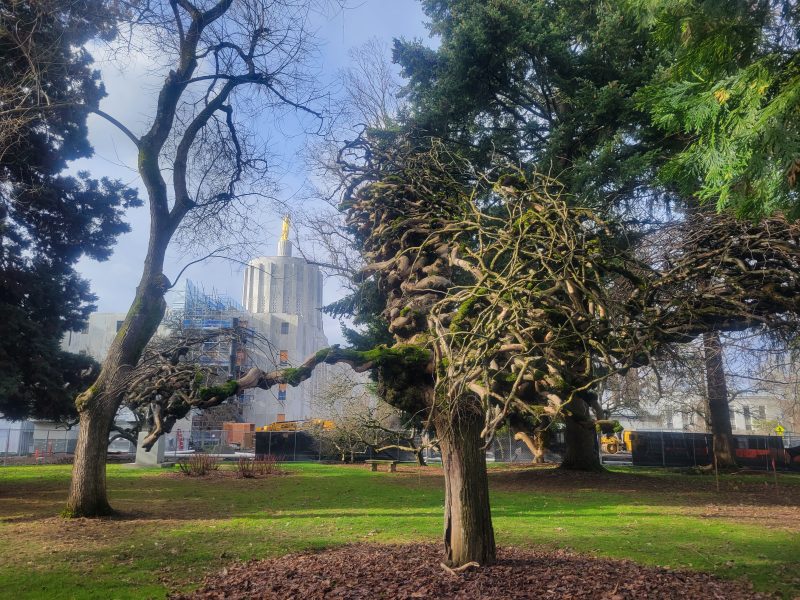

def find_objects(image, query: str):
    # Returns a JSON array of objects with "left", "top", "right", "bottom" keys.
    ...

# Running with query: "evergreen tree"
[
  {"left": 0, "top": 0, "right": 139, "bottom": 420},
  {"left": 392, "top": 0, "right": 672, "bottom": 469},
  {"left": 394, "top": 0, "right": 666, "bottom": 211},
  {"left": 391, "top": 0, "right": 782, "bottom": 469}
]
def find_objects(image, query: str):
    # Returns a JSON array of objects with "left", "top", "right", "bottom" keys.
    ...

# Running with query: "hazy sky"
[{"left": 71, "top": 0, "right": 431, "bottom": 345}]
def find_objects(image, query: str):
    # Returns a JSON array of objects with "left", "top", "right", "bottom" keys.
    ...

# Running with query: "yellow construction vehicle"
[
  {"left": 600, "top": 433, "right": 621, "bottom": 454},
  {"left": 600, "top": 430, "right": 634, "bottom": 454}
]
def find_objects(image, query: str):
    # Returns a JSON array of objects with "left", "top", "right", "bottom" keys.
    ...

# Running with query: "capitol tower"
[{"left": 241, "top": 217, "right": 329, "bottom": 426}]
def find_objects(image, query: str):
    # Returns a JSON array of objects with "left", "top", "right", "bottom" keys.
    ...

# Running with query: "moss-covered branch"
[
  {"left": 235, "top": 344, "right": 432, "bottom": 392},
  {"left": 138, "top": 344, "right": 432, "bottom": 450}
]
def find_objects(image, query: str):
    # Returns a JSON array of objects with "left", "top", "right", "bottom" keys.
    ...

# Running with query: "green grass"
[{"left": 0, "top": 463, "right": 798, "bottom": 599}]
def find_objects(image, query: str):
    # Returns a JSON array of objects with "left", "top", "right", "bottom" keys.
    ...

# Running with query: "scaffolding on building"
[{"left": 170, "top": 280, "right": 258, "bottom": 429}]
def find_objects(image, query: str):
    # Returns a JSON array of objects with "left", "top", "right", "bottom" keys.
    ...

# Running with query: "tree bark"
[
  {"left": 414, "top": 447, "right": 427, "bottom": 466},
  {"left": 703, "top": 331, "right": 738, "bottom": 469},
  {"left": 64, "top": 404, "right": 117, "bottom": 516},
  {"left": 434, "top": 405, "right": 496, "bottom": 567},
  {"left": 66, "top": 252, "right": 169, "bottom": 516},
  {"left": 561, "top": 398, "right": 603, "bottom": 471}
]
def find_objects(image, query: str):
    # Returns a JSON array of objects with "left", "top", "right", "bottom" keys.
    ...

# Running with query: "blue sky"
[{"left": 72, "top": 0, "right": 431, "bottom": 345}]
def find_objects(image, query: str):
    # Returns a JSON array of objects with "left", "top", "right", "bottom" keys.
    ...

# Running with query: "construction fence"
[
  {"left": 608, "top": 430, "right": 800, "bottom": 471},
  {"left": 2, "top": 426, "right": 797, "bottom": 471},
  {"left": 172, "top": 428, "right": 563, "bottom": 464},
  {"left": 0, "top": 427, "right": 78, "bottom": 464}
]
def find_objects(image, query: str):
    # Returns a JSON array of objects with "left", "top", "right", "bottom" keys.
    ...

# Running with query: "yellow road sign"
[{"left": 775, "top": 425, "right": 785, "bottom": 435}]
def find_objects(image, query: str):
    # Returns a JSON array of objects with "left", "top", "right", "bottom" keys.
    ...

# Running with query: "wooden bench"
[{"left": 365, "top": 459, "right": 397, "bottom": 472}]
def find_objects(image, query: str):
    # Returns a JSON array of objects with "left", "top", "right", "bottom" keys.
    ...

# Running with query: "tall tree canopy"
[
  {"left": 0, "top": 0, "right": 139, "bottom": 420},
  {"left": 130, "top": 134, "right": 800, "bottom": 567},
  {"left": 391, "top": 0, "right": 799, "bottom": 468},
  {"left": 393, "top": 0, "right": 666, "bottom": 211},
  {"left": 391, "top": 0, "right": 678, "bottom": 468}
]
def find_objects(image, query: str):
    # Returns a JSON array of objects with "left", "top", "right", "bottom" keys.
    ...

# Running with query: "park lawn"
[{"left": 0, "top": 463, "right": 797, "bottom": 599}]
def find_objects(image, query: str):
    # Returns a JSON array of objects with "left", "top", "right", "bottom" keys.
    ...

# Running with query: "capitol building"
[{"left": 240, "top": 218, "right": 329, "bottom": 426}]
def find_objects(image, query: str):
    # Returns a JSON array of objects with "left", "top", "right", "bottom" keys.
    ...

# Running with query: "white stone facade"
[
  {"left": 240, "top": 237, "right": 329, "bottom": 427},
  {"left": 242, "top": 241, "right": 324, "bottom": 330},
  {"left": 61, "top": 312, "right": 129, "bottom": 360}
]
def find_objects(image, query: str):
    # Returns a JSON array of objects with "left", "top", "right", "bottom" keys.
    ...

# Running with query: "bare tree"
[
  {"left": 297, "top": 37, "right": 403, "bottom": 279},
  {"left": 66, "top": 0, "right": 341, "bottom": 517},
  {"left": 312, "top": 369, "right": 432, "bottom": 464}
]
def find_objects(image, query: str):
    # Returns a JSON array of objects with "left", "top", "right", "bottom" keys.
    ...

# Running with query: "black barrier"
[
  {"left": 629, "top": 432, "right": 712, "bottom": 467},
  {"left": 629, "top": 431, "right": 800, "bottom": 471},
  {"left": 253, "top": 431, "right": 417, "bottom": 462},
  {"left": 254, "top": 431, "right": 318, "bottom": 461}
]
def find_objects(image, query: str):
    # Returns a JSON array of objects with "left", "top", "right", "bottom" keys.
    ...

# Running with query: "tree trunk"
[
  {"left": 66, "top": 252, "right": 169, "bottom": 517},
  {"left": 561, "top": 399, "right": 603, "bottom": 471},
  {"left": 434, "top": 406, "right": 496, "bottom": 567},
  {"left": 64, "top": 405, "right": 117, "bottom": 516},
  {"left": 533, "top": 429, "right": 547, "bottom": 463},
  {"left": 703, "top": 331, "right": 738, "bottom": 469}
]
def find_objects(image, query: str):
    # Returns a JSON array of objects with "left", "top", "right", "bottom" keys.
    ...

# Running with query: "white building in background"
[
  {"left": 241, "top": 217, "right": 329, "bottom": 426},
  {"left": 62, "top": 312, "right": 129, "bottom": 359},
  {"left": 611, "top": 390, "right": 795, "bottom": 435}
]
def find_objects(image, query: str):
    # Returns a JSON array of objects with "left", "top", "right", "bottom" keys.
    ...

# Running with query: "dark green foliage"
[
  {"left": 0, "top": 0, "right": 139, "bottom": 420},
  {"left": 325, "top": 279, "right": 394, "bottom": 352},
  {"left": 0, "top": 349, "right": 99, "bottom": 422},
  {"left": 394, "top": 0, "right": 667, "bottom": 212}
]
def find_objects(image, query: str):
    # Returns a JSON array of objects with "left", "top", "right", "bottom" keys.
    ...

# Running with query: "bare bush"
[
  {"left": 177, "top": 453, "right": 220, "bottom": 477},
  {"left": 235, "top": 455, "right": 282, "bottom": 478}
]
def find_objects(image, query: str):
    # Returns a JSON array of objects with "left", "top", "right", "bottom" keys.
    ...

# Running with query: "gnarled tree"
[{"left": 130, "top": 136, "right": 800, "bottom": 568}]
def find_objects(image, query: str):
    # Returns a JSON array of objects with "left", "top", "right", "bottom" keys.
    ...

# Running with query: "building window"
[
  {"left": 729, "top": 409, "right": 737, "bottom": 429},
  {"left": 116, "top": 320, "right": 124, "bottom": 332},
  {"left": 278, "top": 383, "right": 287, "bottom": 403},
  {"left": 279, "top": 350, "right": 288, "bottom": 365},
  {"left": 276, "top": 413, "right": 285, "bottom": 422},
  {"left": 280, "top": 322, "right": 289, "bottom": 335},
  {"left": 757, "top": 405, "right": 766, "bottom": 421},
  {"left": 743, "top": 406, "right": 752, "bottom": 431}
]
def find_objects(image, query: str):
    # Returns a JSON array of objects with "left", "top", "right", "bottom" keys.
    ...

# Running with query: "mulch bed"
[{"left": 171, "top": 543, "right": 771, "bottom": 599}]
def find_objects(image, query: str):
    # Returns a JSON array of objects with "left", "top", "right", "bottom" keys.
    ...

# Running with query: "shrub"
[
  {"left": 235, "top": 456, "right": 257, "bottom": 478},
  {"left": 234, "top": 454, "right": 282, "bottom": 478},
  {"left": 177, "top": 453, "right": 220, "bottom": 476}
]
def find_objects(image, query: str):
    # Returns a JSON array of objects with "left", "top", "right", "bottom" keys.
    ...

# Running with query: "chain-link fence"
[{"left": 0, "top": 427, "right": 78, "bottom": 464}]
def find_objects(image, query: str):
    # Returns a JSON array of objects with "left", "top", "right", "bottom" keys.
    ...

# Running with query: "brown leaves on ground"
[{"left": 171, "top": 543, "right": 771, "bottom": 600}]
